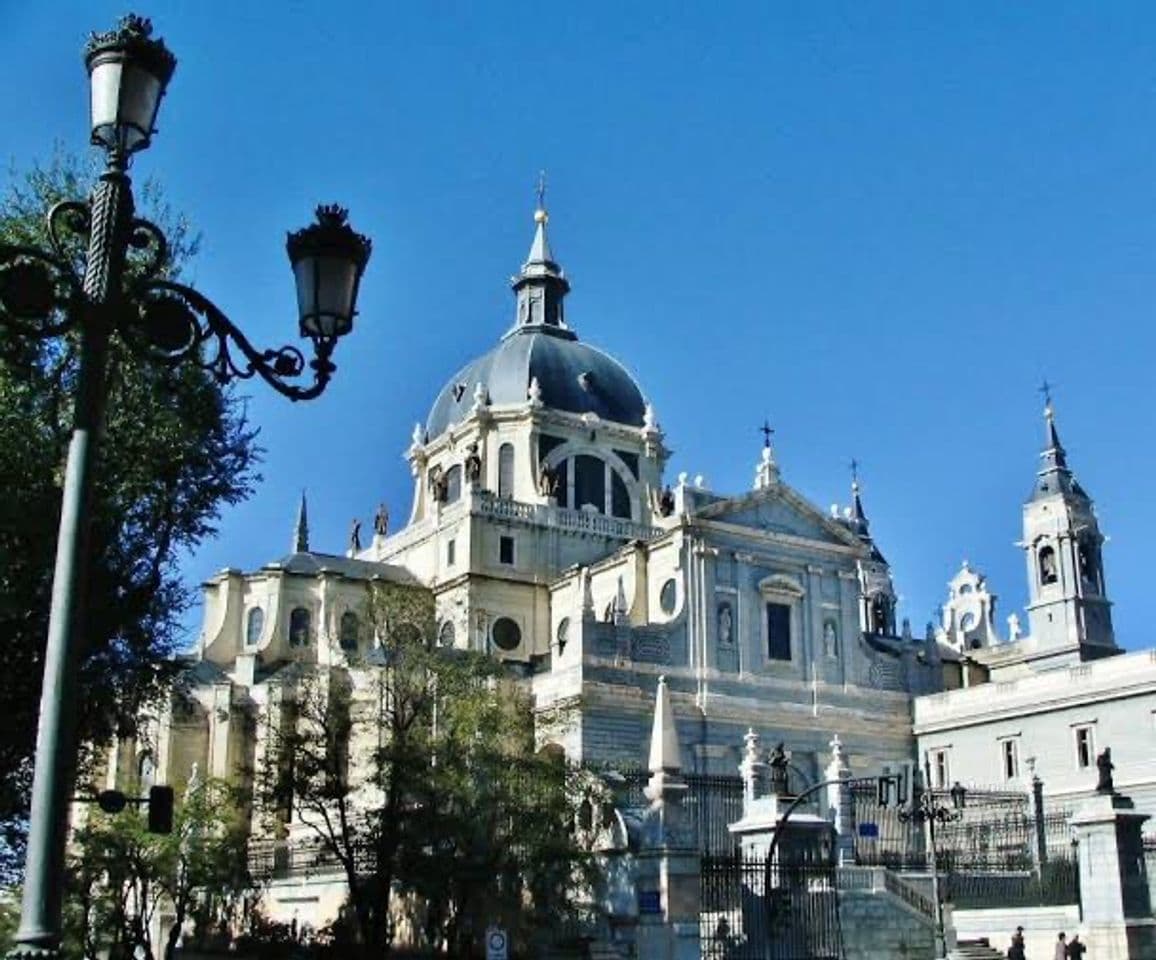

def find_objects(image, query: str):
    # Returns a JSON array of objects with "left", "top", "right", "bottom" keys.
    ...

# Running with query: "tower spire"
[
  {"left": 293, "top": 490, "right": 309, "bottom": 553},
  {"left": 850, "top": 457, "right": 868, "bottom": 528},
  {"left": 511, "top": 173, "right": 572, "bottom": 333},
  {"left": 1032, "top": 384, "right": 1074, "bottom": 499}
]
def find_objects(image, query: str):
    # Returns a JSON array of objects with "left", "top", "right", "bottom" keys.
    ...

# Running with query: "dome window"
[
  {"left": 444, "top": 465, "right": 462, "bottom": 504},
  {"left": 498, "top": 443, "right": 515, "bottom": 498},
  {"left": 574, "top": 455, "right": 606, "bottom": 514}
]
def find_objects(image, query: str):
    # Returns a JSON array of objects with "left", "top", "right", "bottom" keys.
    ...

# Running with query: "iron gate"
[{"left": 701, "top": 855, "right": 844, "bottom": 959}]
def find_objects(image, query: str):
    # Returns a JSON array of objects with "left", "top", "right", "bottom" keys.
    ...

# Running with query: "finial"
[
  {"left": 850, "top": 457, "right": 860, "bottom": 491},
  {"left": 534, "top": 170, "right": 548, "bottom": 224}
]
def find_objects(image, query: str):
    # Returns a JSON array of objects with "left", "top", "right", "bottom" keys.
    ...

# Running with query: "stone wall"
[{"left": 838, "top": 889, "right": 935, "bottom": 960}]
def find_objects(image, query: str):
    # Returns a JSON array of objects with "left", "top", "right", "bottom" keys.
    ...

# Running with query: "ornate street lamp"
[
  {"left": 2, "top": 14, "right": 371, "bottom": 959},
  {"left": 897, "top": 774, "right": 967, "bottom": 959}
]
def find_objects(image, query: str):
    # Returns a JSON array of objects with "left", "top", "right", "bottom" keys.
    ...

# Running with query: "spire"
[
  {"left": 1031, "top": 385, "right": 1080, "bottom": 502},
  {"left": 511, "top": 173, "right": 572, "bottom": 333},
  {"left": 293, "top": 491, "right": 309, "bottom": 553},
  {"left": 849, "top": 457, "right": 869, "bottom": 533},
  {"left": 647, "top": 676, "right": 683, "bottom": 774}
]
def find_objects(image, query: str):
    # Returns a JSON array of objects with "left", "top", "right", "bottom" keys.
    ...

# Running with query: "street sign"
[
  {"left": 638, "top": 890, "right": 661, "bottom": 914},
  {"left": 485, "top": 926, "right": 508, "bottom": 960},
  {"left": 858, "top": 822, "right": 879, "bottom": 838}
]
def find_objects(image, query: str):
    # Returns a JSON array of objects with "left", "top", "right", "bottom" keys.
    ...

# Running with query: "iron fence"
[{"left": 701, "top": 854, "right": 843, "bottom": 960}]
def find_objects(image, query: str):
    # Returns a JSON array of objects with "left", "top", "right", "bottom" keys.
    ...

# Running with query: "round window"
[
  {"left": 556, "top": 617, "right": 570, "bottom": 655},
  {"left": 659, "top": 579, "right": 678, "bottom": 614},
  {"left": 492, "top": 617, "right": 521, "bottom": 651}
]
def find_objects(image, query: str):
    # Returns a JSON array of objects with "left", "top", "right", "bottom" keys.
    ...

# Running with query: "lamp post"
[
  {"left": 1, "top": 14, "right": 371, "bottom": 958},
  {"left": 897, "top": 775, "right": 967, "bottom": 959}
]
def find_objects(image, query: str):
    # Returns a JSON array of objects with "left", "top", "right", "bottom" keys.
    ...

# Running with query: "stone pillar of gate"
[
  {"left": 634, "top": 676, "right": 701, "bottom": 960},
  {"left": 1070, "top": 781, "right": 1155, "bottom": 959},
  {"left": 823, "top": 733, "right": 854, "bottom": 867}
]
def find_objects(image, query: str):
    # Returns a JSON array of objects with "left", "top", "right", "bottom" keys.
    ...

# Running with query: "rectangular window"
[
  {"left": 928, "top": 748, "right": 950, "bottom": 789},
  {"left": 499, "top": 536, "right": 515, "bottom": 565},
  {"left": 1001, "top": 739, "right": 1019, "bottom": 781},
  {"left": 1074, "top": 725, "right": 1094, "bottom": 769},
  {"left": 766, "top": 602, "right": 791, "bottom": 661},
  {"left": 446, "top": 538, "right": 456, "bottom": 566}
]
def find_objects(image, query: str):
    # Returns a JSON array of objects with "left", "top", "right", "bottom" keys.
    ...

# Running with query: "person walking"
[
  {"left": 1066, "top": 933, "right": 1087, "bottom": 959},
  {"left": 1054, "top": 932, "right": 1067, "bottom": 960},
  {"left": 1008, "top": 925, "right": 1026, "bottom": 960}
]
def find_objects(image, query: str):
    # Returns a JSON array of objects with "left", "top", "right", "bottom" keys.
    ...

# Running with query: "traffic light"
[{"left": 147, "top": 785, "right": 174, "bottom": 834}]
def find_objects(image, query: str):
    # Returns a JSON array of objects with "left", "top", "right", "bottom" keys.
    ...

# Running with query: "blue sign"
[
  {"left": 858, "top": 822, "right": 880, "bottom": 838},
  {"left": 638, "top": 890, "right": 662, "bottom": 914}
]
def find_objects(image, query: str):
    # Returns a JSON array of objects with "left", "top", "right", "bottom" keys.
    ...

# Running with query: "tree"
[
  {"left": 0, "top": 152, "right": 261, "bottom": 879},
  {"left": 258, "top": 581, "right": 593, "bottom": 958},
  {"left": 65, "top": 777, "right": 253, "bottom": 960}
]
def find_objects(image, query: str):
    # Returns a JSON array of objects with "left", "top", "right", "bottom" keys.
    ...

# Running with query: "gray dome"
[{"left": 426, "top": 325, "right": 646, "bottom": 439}]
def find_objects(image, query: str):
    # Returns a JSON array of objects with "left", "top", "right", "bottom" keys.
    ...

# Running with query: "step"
[{"left": 948, "top": 939, "right": 1006, "bottom": 960}]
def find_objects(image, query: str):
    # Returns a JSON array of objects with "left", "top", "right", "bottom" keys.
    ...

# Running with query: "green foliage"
[
  {"left": 66, "top": 777, "right": 253, "bottom": 960},
  {"left": 0, "top": 151, "right": 261, "bottom": 879},
  {"left": 257, "top": 581, "right": 593, "bottom": 959}
]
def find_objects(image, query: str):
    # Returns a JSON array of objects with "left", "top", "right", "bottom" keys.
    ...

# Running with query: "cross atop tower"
[
  {"left": 1038, "top": 378, "right": 1054, "bottom": 411},
  {"left": 849, "top": 457, "right": 860, "bottom": 487},
  {"left": 759, "top": 420, "right": 775, "bottom": 449}
]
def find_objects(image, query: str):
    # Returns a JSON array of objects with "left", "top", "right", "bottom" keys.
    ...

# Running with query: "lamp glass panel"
[
  {"left": 119, "top": 64, "right": 163, "bottom": 150},
  {"left": 89, "top": 60, "right": 124, "bottom": 146},
  {"left": 316, "top": 255, "right": 357, "bottom": 322}
]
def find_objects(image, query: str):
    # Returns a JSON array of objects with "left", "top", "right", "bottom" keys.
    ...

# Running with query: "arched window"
[
  {"left": 444, "top": 465, "right": 462, "bottom": 504},
  {"left": 339, "top": 611, "right": 359, "bottom": 651},
  {"left": 138, "top": 753, "right": 156, "bottom": 793},
  {"left": 1038, "top": 545, "right": 1058, "bottom": 585},
  {"left": 438, "top": 620, "right": 456, "bottom": 648},
  {"left": 498, "top": 443, "right": 515, "bottom": 498},
  {"left": 245, "top": 607, "right": 264, "bottom": 648},
  {"left": 289, "top": 607, "right": 311, "bottom": 647}
]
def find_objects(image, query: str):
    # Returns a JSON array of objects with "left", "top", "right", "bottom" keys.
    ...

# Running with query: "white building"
[{"left": 914, "top": 404, "right": 1156, "bottom": 818}]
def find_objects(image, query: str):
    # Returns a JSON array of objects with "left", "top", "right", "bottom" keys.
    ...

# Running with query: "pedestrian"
[
  {"left": 1054, "top": 932, "right": 1067, "bottom": 960},
  {"left": 1067, "top": 933, "right": 1086, "bottom": 959},
  {"left": 1008, "top": 925, "right": 1026, "bottom": 960}
]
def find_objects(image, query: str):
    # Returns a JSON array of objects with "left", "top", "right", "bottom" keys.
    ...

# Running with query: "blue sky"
[{"left": 6, "top": 2, "right": 1156, "bottom": 651}]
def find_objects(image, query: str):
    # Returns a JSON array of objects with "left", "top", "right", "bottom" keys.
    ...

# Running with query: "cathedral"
[{"left": 101, "top": 197, "right": 975, "bottom": 936}]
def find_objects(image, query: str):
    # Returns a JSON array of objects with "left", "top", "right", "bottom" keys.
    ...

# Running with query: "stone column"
[
  {"left": 739, "top": 728, "right": 767, "bottom": 811},
  {"left": 635, "top": 676, "right": 701, "bottom": 960},
  {"left": 1071, "top": 788, "right": 1155, "bottom": 959},
  {"left": 824, "top": 734, "right": 854, "bottom": 867}
]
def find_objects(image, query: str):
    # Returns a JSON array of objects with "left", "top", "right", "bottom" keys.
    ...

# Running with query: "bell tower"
[{"left": 1021, "top": 393, "right": 1116, "bottom": 663}]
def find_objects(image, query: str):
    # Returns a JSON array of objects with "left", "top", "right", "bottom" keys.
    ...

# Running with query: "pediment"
[{"left": 694, "top": 484, "right": 861, "bottom": 550}]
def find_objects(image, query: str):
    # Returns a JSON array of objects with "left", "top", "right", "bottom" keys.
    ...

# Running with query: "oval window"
[
  {"left": 659, "top": 579, "right": 677, "bottom": 614},
  {"left": 492, "top": 617, "right": 521, "bottom": 651}
]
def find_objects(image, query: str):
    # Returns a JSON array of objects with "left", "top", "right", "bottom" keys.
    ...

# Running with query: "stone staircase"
[{"left": 949, "top": 938, "right": 1006, "bottom": 960}]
